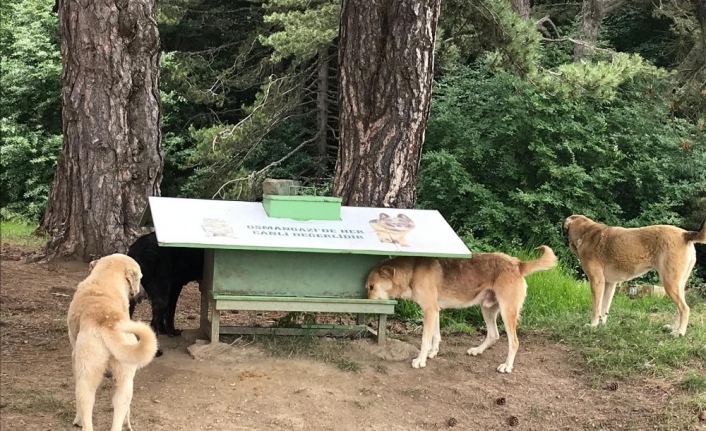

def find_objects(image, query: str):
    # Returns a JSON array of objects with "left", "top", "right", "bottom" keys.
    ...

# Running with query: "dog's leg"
[
  {"left": 109, "top": 366, "right": 136, "bottom": 431},
  {"left": 412, "top": 306, "right": 439, "bottom": 369},
  {"left": 497, "top": 301, "right": 520, "bottom": 373},
  {"left": 660, "top": 264, "right": 692, "bottom": 336},
  {"left": 150, "top": 295, "right": 169, "bottom": 335},
  {"left": 600, "top": 282, "right": 617, "bottom": 324},
  {"left": 586, "top": 270, "right": 606, "bottom": 327},
  {"left": 428, "top": 312, "right": 441, "bottom": 359},
  {"left": 467, "top": 304, "right": 500, "bottom": 356},
  {"left": 165, "top": 282, "right": 185, "bottom": 336},
  {"left": 74, "top": 367, "right": 102, "bottom": 431}
]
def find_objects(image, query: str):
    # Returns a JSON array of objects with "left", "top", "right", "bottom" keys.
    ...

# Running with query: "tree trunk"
[
  {"left": 39, "top": 0, "right": 163, "bottom": 261},
  {"left": 510, "top": 0, "right": 531, "bottom": 20},
  {"left": 574, "top": 0, "right": 605, "bottom": 61},
  {"left": 334, "top": 0, "right": 441, "bottom": 208},
  {"left": 315, "top": 47, "right": 329, "bottom": 167}
]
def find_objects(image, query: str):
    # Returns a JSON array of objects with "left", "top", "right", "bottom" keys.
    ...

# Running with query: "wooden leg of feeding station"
[
  {"left": 377, "top": 314, "right": 387, "bottom": 345},
  {"left": 210, "top": 303, "right": 220, "bottom": 344},
  {"left": 199, "top": 289, "right": 209, "bottom": 338},
  {"left": 357, "top": 313, "right": 365, "bottom": 325}
]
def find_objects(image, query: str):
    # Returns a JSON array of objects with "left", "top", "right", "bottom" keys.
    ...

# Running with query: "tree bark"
[
  {"left": 315, "top": 47, "right": 329, "bottom": 164},
  {"left": 334, "top": 0, "right": 441, "bottom": 208},
  {"left": 39, "top": 0, "right": 163, "bottom": 261},
  {"left": 510, "top": 0, "right": 531, "bottom": 20},
  {"left": 574, "top": 0, "right": 605, "bottom": 61}
]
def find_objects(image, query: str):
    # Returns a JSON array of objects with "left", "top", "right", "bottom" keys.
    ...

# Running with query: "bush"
[{"left": 419, "top": 64, "right": 706, "bottom": 270}]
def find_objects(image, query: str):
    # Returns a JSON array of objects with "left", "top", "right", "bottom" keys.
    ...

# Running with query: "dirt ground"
[{"left": 0, "top": 244, "right": 701, "bottom": 431}]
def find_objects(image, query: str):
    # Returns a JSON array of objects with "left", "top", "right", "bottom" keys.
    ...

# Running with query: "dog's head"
[
  {"left": 91, "top": 253, "right": 145, "bottom": 301},
  {"left": 366, "top": 260, "right": 411, "bottom": 300},
  {"left": 562, "top": 215, "right": 594, "bottom": 255}
]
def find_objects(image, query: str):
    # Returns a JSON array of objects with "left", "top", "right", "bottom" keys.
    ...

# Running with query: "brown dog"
[
  {"left": 367, "top": 246, "right": 557, "bottom": 372},
  {"left": 563, "top": 215, "right": 706, "bottom": 336},
  {"left": 68, "top": 254, "right": 158, "bottom": 431}
]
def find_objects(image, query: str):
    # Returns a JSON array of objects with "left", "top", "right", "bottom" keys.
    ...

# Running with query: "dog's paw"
[
  {"left": 72, "top": 416, "right": 82, "bottom": 428},
  {"left": 428, "top": 348, "right": 439, "bottom": 359},
  {"left": 467, "top": 347, "right": 484, "bottom": 356},
  {"left": 496, "top": 363, "right": 513, "bottom": 373},
  {"left": 166, "top": 329, "right": 182, "bottom": 337},
  {"left": 671, "top": 330, "right": 685, "bottom": 337},
  {"left": 155, "top": 348, "right": 164, "bottom": 358},
  {"left": 411, "top": 357, "right": 427, "bottom": 369}
]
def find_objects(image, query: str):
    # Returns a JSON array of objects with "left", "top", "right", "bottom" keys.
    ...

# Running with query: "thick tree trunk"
[
  {"left": 334, "top": 0, "right": 441, "bottom": 208},
  {"left": 511, "top": 0, "right": 531, "bottom": 20},
  {"left": 574, "top": 0, "right": 605, "bottom": 61},
  {"left": 39, "top": 0, "right": 163, "bottom": 261}
]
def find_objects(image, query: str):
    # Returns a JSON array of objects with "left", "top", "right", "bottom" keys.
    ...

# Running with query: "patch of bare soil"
[{"left": 0, "top": 244, "right": 700, "bottom": 430}]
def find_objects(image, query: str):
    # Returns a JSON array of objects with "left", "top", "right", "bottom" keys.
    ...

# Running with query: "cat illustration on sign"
[
  {"left": 369, "top": 213, "right": 416, "bottom": 247},
  {"left": 201, "top": 218, "right": 238, "bottom": 238}
]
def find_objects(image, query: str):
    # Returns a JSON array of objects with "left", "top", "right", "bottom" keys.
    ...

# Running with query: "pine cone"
[
  {"left": 508, "top": 416, "right": 519, "bottom": 427},
  {"left": 447, "top": 417, "right": 458, "bottom": 427},
  {"left": 607, "top": 382, "right": 618, "bottom": 391},
  {"left": 496, "top": 397, "right": 506, "bottom": 406}
]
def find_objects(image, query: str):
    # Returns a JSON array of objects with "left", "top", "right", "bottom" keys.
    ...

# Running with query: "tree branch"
[{"left": 212, "top": 135, "right": 317, "bottom": 199}]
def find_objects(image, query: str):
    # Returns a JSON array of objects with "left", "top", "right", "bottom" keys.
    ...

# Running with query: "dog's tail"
[
  {"left": 519, "top": 245, "right": 558, "bottom": 276},
  {"left": 101, "top": 320, "right": 158, "bottom": 369},
  {"left": 684, "top": 221, "right": 706, "bottom": 244}
]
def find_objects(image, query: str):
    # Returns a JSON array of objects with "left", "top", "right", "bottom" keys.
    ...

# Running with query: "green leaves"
[
  {"left": 260, "top": 0, "right": 339, "bottom": 63},
  {"left": 1, "top": 0, "right": 62, "bottom": 222},
  {"left": 419, "top": 64, "right": 706, "bottom": 259}
]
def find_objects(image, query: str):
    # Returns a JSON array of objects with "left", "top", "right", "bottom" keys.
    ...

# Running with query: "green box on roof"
[{"left": 263, "top": 194, "right": 342, "bottom": 221}]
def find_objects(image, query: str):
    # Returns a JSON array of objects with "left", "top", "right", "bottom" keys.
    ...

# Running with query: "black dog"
[{"left": 127, "top": 232, "right": 204, "bottom": 356}]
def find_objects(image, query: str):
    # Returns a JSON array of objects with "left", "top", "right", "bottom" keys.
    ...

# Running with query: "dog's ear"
[
  {"left": 562, "top": 215, "right": 576, "bottom": 235},
  {"left": 88, "top": 259, "right": 98, "bottom": 273},
  {"left": 397, "top": 214, "right": 412, "bottom": 221},
  {"left": 379, "top": 266, "right": 395, "bottom": 279},
  {"left": 125, "top": 263, "right": 142, "bottom": 293},
  {"left": 379, "top": 213, "right": 390, "bottom": 219}
]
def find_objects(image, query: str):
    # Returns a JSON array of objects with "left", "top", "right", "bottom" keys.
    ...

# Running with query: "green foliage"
[
  {"left": 0, "top": 0, "right": 62, "bottom": 222},
  {"left": 0, "top": 0, "right": 62, "bottom": 133},
  {"left": 532, "top": 52, "right": 665, "bottom": 100},
  {"left": 437, "top": 0, "right": 541, "bottom": 75},
  {"left": 259, "top": 0, "right": 338, "bottom": 63},
  {"left": 419, "top": 63, "right": 706, "bottom": 264},
  {"left": 0, "top": 120, "right": 61, "bottom": 221}
]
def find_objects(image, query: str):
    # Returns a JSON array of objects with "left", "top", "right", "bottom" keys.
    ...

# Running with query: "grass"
[
  {"left": 0, "top": 220, "right": 47, "bottom": 248},
  {"left": 678, "top": 372, "right": 706, "bottom": 393},
  {"left": 522, "top": 260, "right": 706, "bottom": 381}
]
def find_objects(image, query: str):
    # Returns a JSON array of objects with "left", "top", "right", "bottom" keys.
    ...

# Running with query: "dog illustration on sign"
[
  {"left": 369, "top": 213, "right": 416, "bottom": 247},
  {"left": 201, "top": 218, "right": 238, "bottom": 238}
]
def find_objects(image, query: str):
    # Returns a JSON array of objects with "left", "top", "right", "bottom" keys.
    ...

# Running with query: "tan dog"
[
  {"left": 68, "top": 253, "right": 158, "bottom": 431},
  {"left": 369, "top": 213, "right": 416, "bottom": 247},
  {"left": 563, "top": 215, "right": 706, "bottom": 336},
  {"left": 367, "top": 246, "right": 557, "bottom": 372}
]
